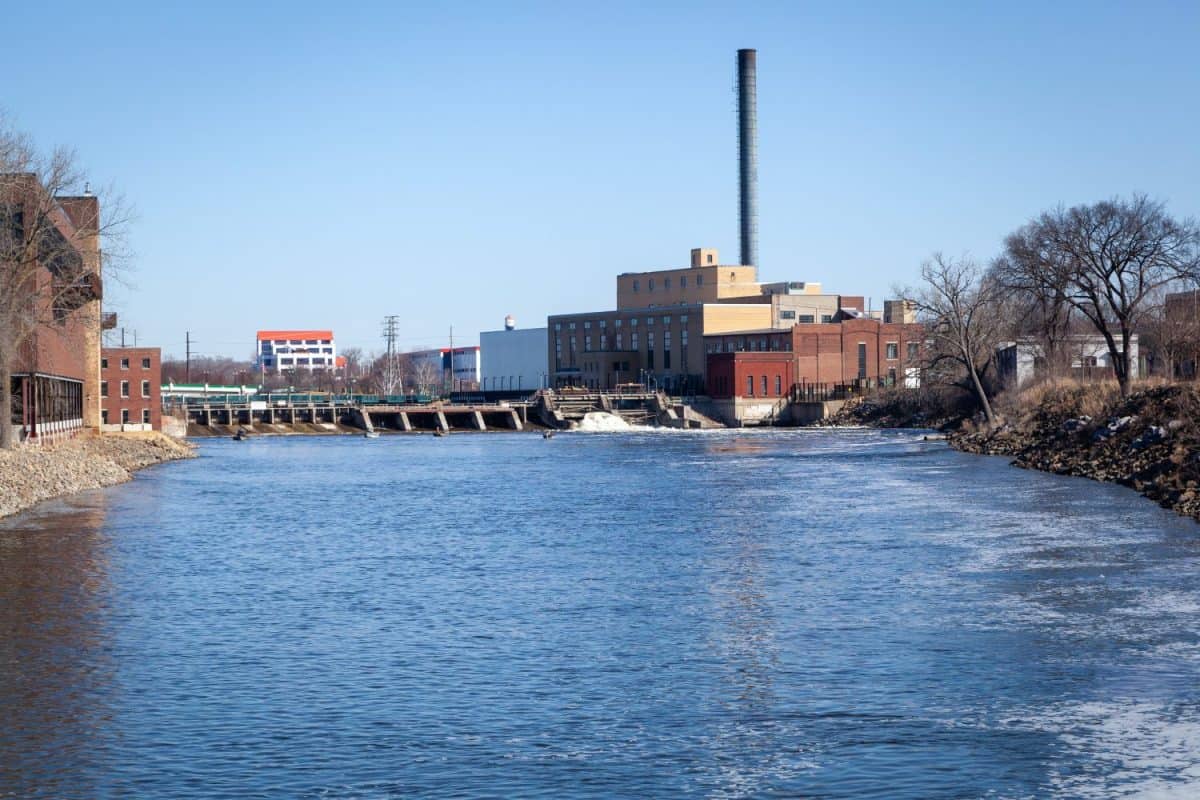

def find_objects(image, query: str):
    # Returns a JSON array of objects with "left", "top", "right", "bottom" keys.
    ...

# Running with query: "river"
[{"left": 3, "top": 428, "right": 1200, "bottom": 798}]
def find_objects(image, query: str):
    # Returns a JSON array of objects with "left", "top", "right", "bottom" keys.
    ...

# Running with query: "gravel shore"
[{"left": 0, "top": 433, "right": 195, "bottom": 519}]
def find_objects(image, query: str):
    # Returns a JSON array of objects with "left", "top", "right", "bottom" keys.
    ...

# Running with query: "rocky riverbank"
[
  {"left": 951, "top": 383, "right": 1200, "bottom": 521},
  {"left": 0, "top": 433, "right": 195, "bottom": 519}
]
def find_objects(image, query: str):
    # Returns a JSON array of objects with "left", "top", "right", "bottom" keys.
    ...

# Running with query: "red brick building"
[
  {"left": 100, "top": 347, "right": 162, "bottom": 431},
  {"left": 4, "top": 176, "right": 104, "bottom": 444},
  {"left": 704, "top": 317, "right": 924, "bottom": 424}
]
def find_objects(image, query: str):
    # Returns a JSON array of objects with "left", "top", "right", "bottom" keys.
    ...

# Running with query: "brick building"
[
  {"left": 547, "top": 247, "right": 853, "bottom": 393},
  {"left": 100, "top": 347, "right": 162, "bottom": 431},
  {"left": 705, "top": 316, "right": 924, "bottom": 424},
  {"left": 3, "top": 175, "right": 104, "bottom": 444}
]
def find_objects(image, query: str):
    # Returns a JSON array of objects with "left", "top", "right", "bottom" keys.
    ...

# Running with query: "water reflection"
[{"left": 0, "top": 494, "right": 112, "bottom": 798}]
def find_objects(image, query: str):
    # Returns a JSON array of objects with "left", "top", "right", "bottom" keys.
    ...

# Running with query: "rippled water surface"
[{"left": 4, "top": 429, "right": 1200, "bottom": 798}]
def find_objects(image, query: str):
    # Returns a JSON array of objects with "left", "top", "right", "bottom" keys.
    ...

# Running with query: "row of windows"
[
  {"left": 630, "top": 272, "right": 742, "bottom": 292},
  {"left": 100, "top": 380, "right": 151, "bottom": 399},
  {"left": 554, "top": 315, "right": 690, "bottom": 333},
  {"left": 743, "top": 375, "right": 784, "bottom": 397},
  {"left": 101, "top": 357, "right": 152, "bottom": 370},
  {"left": 261, "top": 356, "right": 335, "bottom": 367},
  {"left": 101, "top": 409, "right": 153, "bottom": 424},
  {"left": 778, "top": 310, "right": 833, "bottom": 323},
  {"left": 262, "top": 346, "right": 334, "bottom": 355},
  {"left": 264, "top": 339, "right": 331, "bottom": 346}
]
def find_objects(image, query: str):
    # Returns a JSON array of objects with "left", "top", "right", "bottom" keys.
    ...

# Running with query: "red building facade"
[
  {"left": 100, "top": 347, "right": 162, "bottom": 430},
  {"left": 705, "top": 319, "right": 923, "bottom": 399}
]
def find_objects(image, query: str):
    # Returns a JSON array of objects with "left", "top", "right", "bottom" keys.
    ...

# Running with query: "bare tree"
[
  {"left": 0, "top": 116, "right": 131, "bottom": 447},
  {"left": 989, "top": 252, "right": 1076, "bottom": 379},
  {"left": 1001, "top": 196, "right": 1200, "bottom": 397},
  {"left": 902, "top": 254, "right": 1003, "bottom": 426},
  {"left": 1141, "top": 286, "right": 1200, "bottom": 379}
]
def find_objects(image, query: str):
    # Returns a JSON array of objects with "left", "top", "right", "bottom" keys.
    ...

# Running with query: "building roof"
[{"left": 256, "top": 330, "right": 333, "bottom": 341}]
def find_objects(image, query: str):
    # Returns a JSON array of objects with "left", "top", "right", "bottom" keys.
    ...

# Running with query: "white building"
[
  {"left": 407, "top": 346, "right": 480, "bottom": 391},
  {"left": 997, "top": 334, "right": 1139, "bottom": 389},
  {"left": 256, "top": 330, "right": 338, "bottom": 373},
  {"left": 480, "top": 322, "right": 548, "bottom": 392}
]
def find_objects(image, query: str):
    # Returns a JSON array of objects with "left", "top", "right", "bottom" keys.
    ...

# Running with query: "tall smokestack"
[{"left": 737, "top": 48, "right": 758, "bottom": 269}]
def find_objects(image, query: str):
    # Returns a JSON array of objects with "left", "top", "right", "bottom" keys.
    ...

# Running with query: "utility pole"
[
  {"left": 186, "top": 331, "right": 192, "bottom": 383},
  {"left": 120, "top": 327, "right": 126, "bottom": 347}
]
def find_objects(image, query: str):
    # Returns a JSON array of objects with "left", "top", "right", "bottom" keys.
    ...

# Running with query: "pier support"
[
  {"left": 397, "top": 412, "right": 412, "bottom": 432},
  {"left": 506, "top": 409, "right": 522, "bottom": 431},
  {"left": 471, "top": 411, "right": 486, "bottom": 431},
  {"left": 435, "top": 411, "right": 449, "bottom": 432}
]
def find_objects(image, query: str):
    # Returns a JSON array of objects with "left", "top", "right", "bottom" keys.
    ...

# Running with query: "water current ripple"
[{"left": 2, "top": 428, "right": 1199, "bottom": 798}]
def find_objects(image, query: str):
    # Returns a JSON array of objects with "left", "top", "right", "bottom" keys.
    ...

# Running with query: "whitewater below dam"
[{"left": 3, "top": 428, "right": 1200, "bottom": 798}]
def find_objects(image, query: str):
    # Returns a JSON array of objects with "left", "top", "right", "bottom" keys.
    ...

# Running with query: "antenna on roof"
[{"left": 83, "top": 182, "right": 93, "bottom": 196}]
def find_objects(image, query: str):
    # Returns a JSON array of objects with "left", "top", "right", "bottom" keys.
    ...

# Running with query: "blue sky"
[{"left": 4, "top": 1, "right": 1198, "bottom": 359}]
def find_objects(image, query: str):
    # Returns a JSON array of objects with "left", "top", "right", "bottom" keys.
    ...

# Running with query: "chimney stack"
[{"left": 737, "top": 48, "right": 758, "bottom": 269}]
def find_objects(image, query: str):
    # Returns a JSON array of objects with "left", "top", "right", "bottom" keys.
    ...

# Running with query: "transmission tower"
[{"left": 381, "top": 315, "right": 401, "bottom": 395}]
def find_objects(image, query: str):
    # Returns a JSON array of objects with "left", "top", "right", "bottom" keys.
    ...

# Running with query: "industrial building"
[
  {"left": 100, "top": 347, "right": 162, "bottom": 431},
  {"left": 3, "top": 175, "right": 104, "bottom": 444},
  {"left": 480, "top": 317, "right": 547, "bottom": 393},
  {"left": 704, "top": 316, "right": 924, "bottom": 424},
  {"left": 407, "top": 346, "right": 481, "bottom": 393}
]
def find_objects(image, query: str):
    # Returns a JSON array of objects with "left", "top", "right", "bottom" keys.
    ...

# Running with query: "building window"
[
  {"left": 730, "top": 271, "right": 736, "bottom": 281},
  {"left": 630, "top": 318, "right": 637, "bottom": 328},
  {"left": 121, "top": 409, "right": 130, "bottom": 424},
  {"left": 141, "top": 380, "right": 150, "bottom": 398},
  {"left": 615, "top": 333, "right": 623, "bottom": 350},
  {"left": 599, "top": 320, "right": 606, "bottom": 329},
  {"left": 584, "top": 321, "right": 591, "bottom": 330},
  {"left": 775, "top": 375, "right": 782, "bottom": 395},
  {"left": 101, "top": 410, "right": 108, "bottom": 424},
  {"left": 141, "top": 357, "right": 151, "bottom": 369},
  {"left": 633, "top": 280, "right": 640, "bottom": 292},
  {"left": 747, "top": 375, "right": 754, "bottom": 396},
  {"left": 681, "top": 276, "right": 687, "bottom": 288},
  {"left": 142, "top": 409, "right": 151, "bottom": 424},
  {"left": 799, "top": 314, "right": 815, "bottom": 323},
  {"left": 762, "top": 375, "right": 768, "bottom": 396},
  {"left": 100, "top": 381, "right": 108, "bottom": 398},
  {"left": 663, "top": 350, "right": 671, "bottom": 369},
  {"left": 664, "top": 277, "right": 671, "bottom": 290},
  {"left": 614, "top": 319, "right": 622, "bottom": 328},
  {"left": 707, "top": 254, "right": 714, "bottom": 264},
  {"left": 662, "top": 316, "right": 671, "bottom": 325},
  {"left": 554, "top": 323, "right": 562, "bottom": 332},
  {"left": 101, "top": 358, "right": 108, "bottom": 369},
  {"left": 858, "top": 343, "right": 867, "bottom": 379},
  {"left": 569, "top": 322, "right": 576, "bottom": 330},
  {"left": 631, "top": 332, "right": 639, "bottom": 350},
  {"left": 120, "top": 381, "right": 129, "bottom": 398},
  {"left": 681, "top": 329, "right": 688, "bottom": 347},
  {"left": 821, "top": 314, "right": 833, "bottom": 323},
  {"left": 584, "top": 335, "right": 592, "bottom": 351},
  {"left": 648, "top": 278, "right": 655, "bottom": 291},
  {"left": 887, "top": 368, "right": 897, "bottom": 386},
  {"left": 780, "top": 309, "right": 796, "bottom": 320},
  {"left": 646, "top": 317, "right": 654, "bottom": 327},
  {"left": 120, "top": 358, "right": 129, "bottom": 370},
  {"left": 600, "top": 334, "right": 607, "bottom": 350},
  {"left": 886, "top": 342, "right": 899, "bottom": 360},
  {"left": 697, "top": 275, "right": 704, "bottom": 286},
  {"left": 907, "top": 342, "right": 919, "bottom": 362}
]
